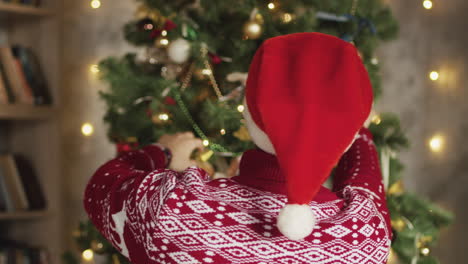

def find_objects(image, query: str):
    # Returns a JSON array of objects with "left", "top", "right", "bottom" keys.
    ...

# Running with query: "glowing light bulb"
[
  {"left": 144, "top": 23, "right": 154, "bottom": 30},
  {"left": 220, "top": 129, "right": 226, "bottom": 135},
  {"left": 237, "top": 105, "right": 245, "bottom": 112},
  {"left": 161, "top": 30, "right": 168, "bottom": 36},
  {"left": 201, "top": 69, "right": 212, "bottom": 75},
  {"left": 420, "top": 247, "right": 430, "bottom": 256},
  {"left": 282, "top": 13, "right": 293, "bottom": 23},
  {"left": 268, "top": 3, "right": 275, "bottom": 9},
  {"left": 82, "top": 249, "right": 94, "bottom": 261},
  {"left": 81, "top": 123, "right": 94, "bottom": 137},
  {"left": 159, "top": 38, "right": 169, "bottom": 46},
  {"left": 90, "top": 64, "right": 100, "bottom": 74},
  {"left": 158, "top": 113, "right": 169, "bottom": 121},
  {"left": 429, "top": 134, "right": 444, "bottom": 153},
  {"left": 429, "top": 71, "right": 439, "bottom": 81},
  {"left": 247, "top": 23, "right": 261, "bottom": 34},
  {"left": 202, "top": 140, "right": 210, "bottom": 146},
  {"left": 423, "top": 0, "right": 433, "bottom": 9},
  {"left": 90, "top": 0, "right": 101, "bottom": 9}
]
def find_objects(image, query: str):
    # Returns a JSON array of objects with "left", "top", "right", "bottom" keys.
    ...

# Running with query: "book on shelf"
[
  {"left": 0, "top": 154, "right": 46, "bottom": 212},
  {"left": 0, "top": 240, "right": 49, "bottom": 264},
  {"left": 0, "top": 0, "right": 41, "bottom": 7},
  {"left": 0, "top": 45, "right": 51, "bottom": 106}
]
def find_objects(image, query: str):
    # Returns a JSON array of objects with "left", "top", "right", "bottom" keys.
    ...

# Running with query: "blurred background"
[{"left": 0, "top": 0, "right": 465, "bottom": 263}]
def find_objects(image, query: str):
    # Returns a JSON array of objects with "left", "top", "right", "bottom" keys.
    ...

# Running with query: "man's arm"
[
  {"left": 333, "top": 128, "right": 391, "bottom": 233},
  {"left": 83, "top": 133, "right": 202, "bottom": 262}
]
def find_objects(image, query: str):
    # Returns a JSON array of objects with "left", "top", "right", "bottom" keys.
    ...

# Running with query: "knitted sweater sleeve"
[
  {"left": 333, "top": 128, "right": 391, "bottom": 234},
  {"left": 83, "top": 145, "right": 170, "bottom": 261}
]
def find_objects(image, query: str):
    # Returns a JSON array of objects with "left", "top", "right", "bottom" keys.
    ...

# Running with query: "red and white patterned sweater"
[{"left": 84, "top": 128, "right": 392, "bottom": 264}]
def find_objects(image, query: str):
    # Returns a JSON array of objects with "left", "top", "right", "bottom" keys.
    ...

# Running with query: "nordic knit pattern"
[{"left": 84, "top": 129, "right": 392, "bottom": 264}]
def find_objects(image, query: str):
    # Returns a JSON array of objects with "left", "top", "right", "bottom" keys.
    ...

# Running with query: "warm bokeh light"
[
  {"left": 81, "top": 123, "right": 94, "bottom": 137},
  {"left": 90, "top": 64, "right": 100, "bottom": 74},
  {"left": 158, "top": 113, "right": 169, "bottom": 121},
  {"left": 423, "top": 0, "right": 433, "bottom": 9},
  {"left": 201, "top": 69, "right": 212, "bottom": 75},
  {"left": 237, "top": 105, "right": 245, "bottom": 112},
  {"left": 159, "top": 38, "right": 169, "bottom": 46},
  {"left": 268, "top": 3, "right": 276, "bottom": 9},
  {"left": 429, "top": 71, "right": 439, "bottom": 81},
  {"left": 429, "top": 134, "right": 444, "bottom": 153},
  {"left": 420, "top": 247, "right": 431, "bottom": 256},
  {"left": 282, "top": 13, "right": 293, "bottom": 23},
  {"left": 247, "top": 23, "right": 261, "bottom": 34},
  {"left": 372, "top": 115, "right": 382, "bottom": 125},
  {"left": 82, "top": 249, "right": 94, "bottom": 261},
  {"left": 220, "top": 128, "right": 226, "bottom": 135},
  {"left": 202, "top": 140, "right": 210, "bottom": 146},
  {"left": 90, "top": 0, "right": 101, "bottom": 9}
]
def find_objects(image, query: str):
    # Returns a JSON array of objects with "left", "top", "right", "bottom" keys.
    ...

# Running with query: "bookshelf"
[
  {"left": 0, "top": 0, "right": 62, "bottom": 263},
  {"left": 0, "top": 210, "right": 49, "bottom": 220}
]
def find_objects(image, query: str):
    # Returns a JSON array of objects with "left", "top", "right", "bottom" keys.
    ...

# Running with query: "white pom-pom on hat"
[{"left": 277, "top": 204, "right": 316, "bottom": 241}]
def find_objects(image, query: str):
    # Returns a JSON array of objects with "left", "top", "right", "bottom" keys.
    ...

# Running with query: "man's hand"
[{"left": 158, "top": 132, "right": 204, "bottom": 171}]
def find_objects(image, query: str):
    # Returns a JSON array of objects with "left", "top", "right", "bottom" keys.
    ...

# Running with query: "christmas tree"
[{"left": 66, "top": 0, "right": 452, "bottom": 263}]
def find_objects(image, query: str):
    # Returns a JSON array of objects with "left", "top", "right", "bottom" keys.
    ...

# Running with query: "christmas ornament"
[
  {"left": 388, "top": 180, "right": 404, "bottom": 196},
  {"left": 167, "top": 38, "right": 191, "bottom": 64},
  {"left": 234, "top": 125, "right": 251, "bottom": 141},
  {"left": 243, "top": 19, "right": 263, "bottom": 39},
  {"left": 135, "top": 5, "right": 164, "bottom": 25},
  {"left": 209, "top": 53, "right": 222, "bottom": 65},
  {"left": 150, "top": 20, "right": 177, "bottom": 39},
  {"left": 391, "top": 218, "right": 406, "bottom": 232},
  {"left": 164, "top": 96, "right": 177, "bottom": 105}
]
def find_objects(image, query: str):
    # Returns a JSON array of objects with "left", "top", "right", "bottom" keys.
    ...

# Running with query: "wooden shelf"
[
  {"left": 0, "top": 104, "right": 55, "bottom": 120},
  {"left": 0, "top": 210, "right": 50, "bottom": 220},
  {"left": 0, "top": 2, "right": 53, "bottom": 17}
]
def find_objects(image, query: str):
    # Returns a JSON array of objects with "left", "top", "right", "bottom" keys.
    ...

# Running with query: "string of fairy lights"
[{"left": 79, "top": 0, "right": 445, "bottom": 262}]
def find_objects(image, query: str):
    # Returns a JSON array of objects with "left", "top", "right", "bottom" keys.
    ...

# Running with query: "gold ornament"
[
  {"left": 136, "top": 5, "right": 165, "bottom": 26},
  {"left": 387, "top": 249, "right": 398, "bottom": 264},
  {"left": 234, "top": 125, "right": 251, "bottom": 141},
  {"left": 243, "top": 18, "right": 263, "bottom": 39},
  {"left": 391, "top": 218, "right": 406, "bottom": 232},
  {"left": 281, "top": 13, "right": 294, "bottom": 23},
  {"left": 126, "top": 137, "right": 138, "bottom": 143},
  {"left": 112, "top": 254, "right": 121, "bottom": 264},
  {"left": 388, "top": 180, "right": 405, "bottom": 196},
  {"left": 417, "top": 235, "right": 434, "bottom": 248},
  {"left": 199, "top": 150, "right": 214, "bottom": 162}
]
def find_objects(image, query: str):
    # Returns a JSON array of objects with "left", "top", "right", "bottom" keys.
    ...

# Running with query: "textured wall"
[
  {"left": 377, "top": 0, "right": 467, "bottom": 262},
  {"left": 60, "top": 0, "right": 136, "bottom": 247},
  {"left": 60, "top": 0, "right": 465, "bottom": 261}
]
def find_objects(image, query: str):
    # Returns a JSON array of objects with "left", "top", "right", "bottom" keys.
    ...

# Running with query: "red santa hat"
[{"left": 244, "top": 32, "right": 373, "bottom": 240}]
